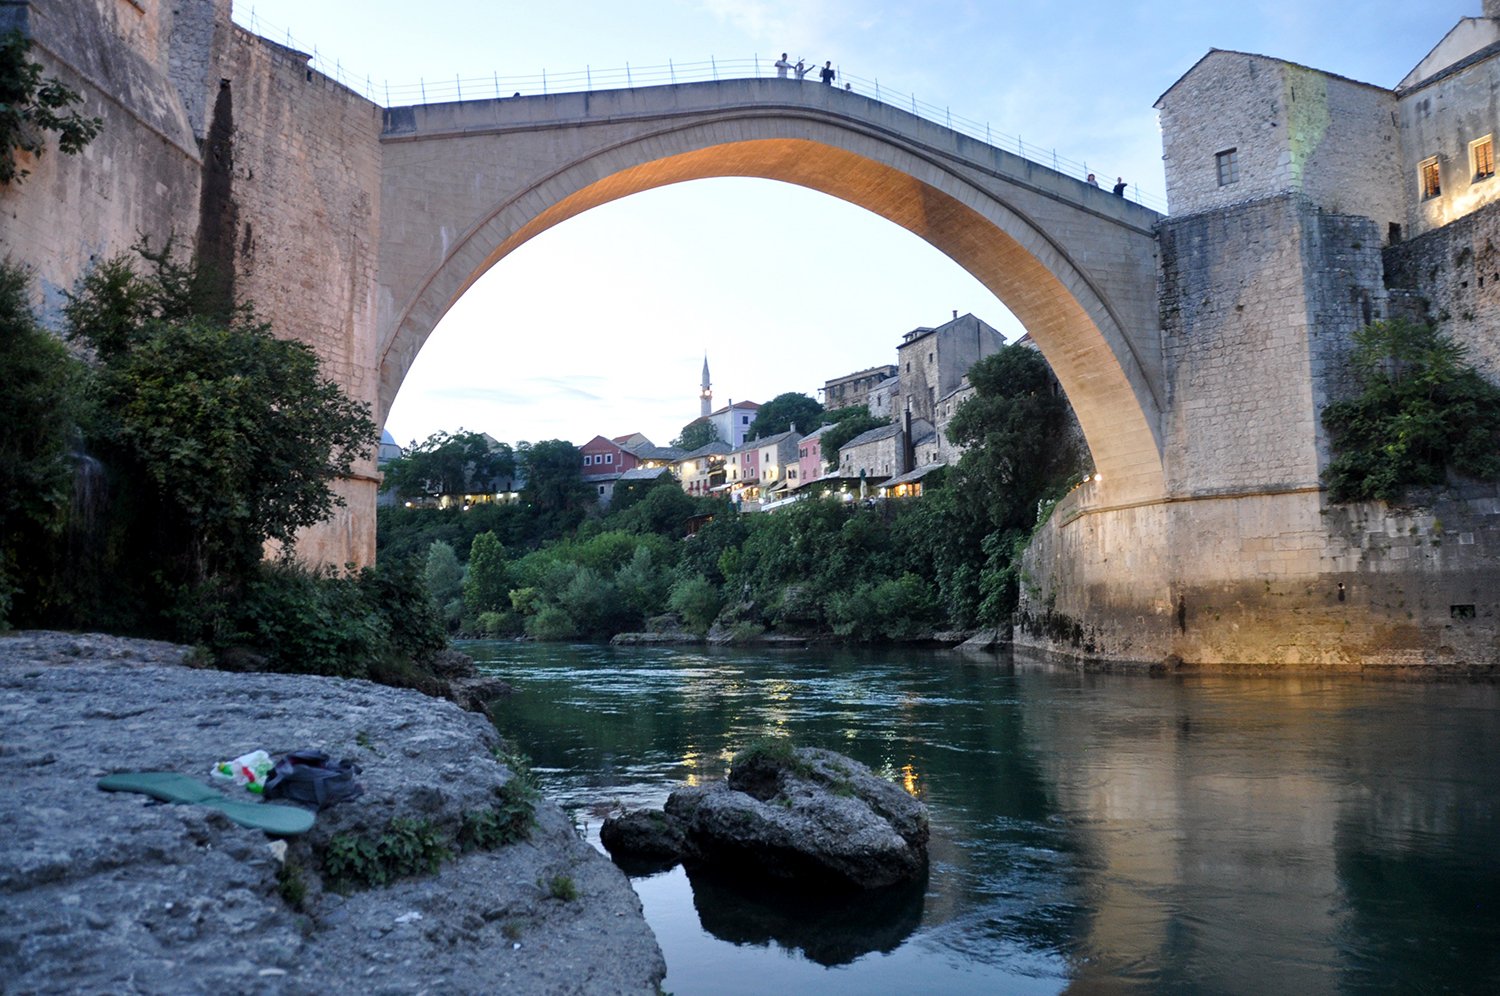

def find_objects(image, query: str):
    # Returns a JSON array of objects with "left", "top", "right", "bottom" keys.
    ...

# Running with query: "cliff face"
[{"left": 0, "top": 631, "right": 665, "bottom": 994}]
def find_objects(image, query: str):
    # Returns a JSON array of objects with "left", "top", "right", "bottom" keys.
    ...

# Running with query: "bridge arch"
[{"left": 377, "top": 83, "right": 1167, "bottom": 502}]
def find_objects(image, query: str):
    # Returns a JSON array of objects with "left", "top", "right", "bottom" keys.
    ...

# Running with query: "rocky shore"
[{"left": 0, "top": 631, "right": 665, "bottom": 994}]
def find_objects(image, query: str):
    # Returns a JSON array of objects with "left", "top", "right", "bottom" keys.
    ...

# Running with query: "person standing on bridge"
[
  {"left": 794, "top": 58, "right": 812, "bottom": 79},
  {"left": 1087, "top": 173, "right": 1099, "bottom": 187},
  {"left": 820, "top": 61, "right": 836, "bottom": 85},
  {"left": 1112, "top": 177, "right": 1128, "bottom": 197},
  {"left": 775, "top": 53, "right": 791, "bottom": 78}
]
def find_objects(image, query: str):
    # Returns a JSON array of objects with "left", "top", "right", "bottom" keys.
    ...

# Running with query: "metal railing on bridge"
[{"left": 237, "top": 10, "right": 1167, "bottom": 213}]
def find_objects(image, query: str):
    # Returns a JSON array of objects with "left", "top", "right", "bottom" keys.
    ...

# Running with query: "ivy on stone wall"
[
  {"left": 1322, "top": 318, "right": 1500, "bottom": 503},
  {"left": 0, "top": 30, "right": 102, "bottom": 184}
]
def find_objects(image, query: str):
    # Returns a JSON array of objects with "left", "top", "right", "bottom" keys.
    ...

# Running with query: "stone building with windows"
[
  {"left": 1156, "top": 2, "right": 1500, "bottom": 244},
  {"left": 821, "top": 364, "right": 898, "bottom": 412},
  {"left": 892, "top": 313, "right": 1006, "bottom": 427}
]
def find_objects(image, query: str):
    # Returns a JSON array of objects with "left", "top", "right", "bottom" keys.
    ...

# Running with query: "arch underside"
[{"left": 381, "top": 127, "right": 1166, "bottom": 502}]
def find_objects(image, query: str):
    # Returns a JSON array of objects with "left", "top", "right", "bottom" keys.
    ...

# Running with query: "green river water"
[{"left": 470, "top": 640, "right": 1500, "bottom": 994}]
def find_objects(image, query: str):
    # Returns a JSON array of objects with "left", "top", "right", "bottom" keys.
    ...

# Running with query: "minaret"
[{"left": 700, "top": 354, "right": 712, "bottom": 417}]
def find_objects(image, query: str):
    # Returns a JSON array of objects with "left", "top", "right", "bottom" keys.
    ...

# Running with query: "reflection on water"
[
  {"left": 475, "top": 642, "right": 1500, "bottom": 994},
  {"left": 687, "top": 864, "right": 927, "bottom": 966}
]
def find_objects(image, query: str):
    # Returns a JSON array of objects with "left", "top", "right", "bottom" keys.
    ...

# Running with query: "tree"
[
  {"left": 521, "top": 439, "right": 595, "bottom": 521},
  {"left": 1, "top": 30, "right": 102, "bottom": 184},
  {"left": 424, "top": 539, "right": 464, "bottom": 626},
  {"left": 1322, "top": 318, "right": 1500, "bottom": 503},
  {"left": 947, "top": 345, "right": 1082, "bottom": 533},
  {"left": 672, "top": 418, "right": 720, "bottom": 450},
  {"left": 66, "top": 245, "right": 377, "bottom": 587},
  {"left": 0, "top": 262, "right": 85, "bottom": 624},
  {"left": 747, "top": 392, "right": 823, "bottom": 439},
  {"left": 944, "top": 344, "right": 1087, "bottom": 621},
  {"left": 383, "top": 430, "right": 515, "bottom": 500},
  {"left": 463, "top": 531, "right": 509, "bottom": 616}
]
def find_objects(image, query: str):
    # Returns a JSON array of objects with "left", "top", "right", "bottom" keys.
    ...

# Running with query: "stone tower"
[{"left": 700, "top": 354, "right": 712, "bottom": 417}]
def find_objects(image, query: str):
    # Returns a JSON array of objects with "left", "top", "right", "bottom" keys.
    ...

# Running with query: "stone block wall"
[
  {"left": 1, "top": 0, "right": 205, "bottom": 320},
  {"left": 209, "top": 27, "right": 385, "bottom": 565},
  {"left": 1383, "top": 198, "right": 1500, "bottom": 381},
  {"left": 1156, "top": 195, "right": 1386, "bottom": 495},
  {"left": 0, "top": 0, "right": 386, "bottom": 566},
  {"left": 1157, "top": 52, "right": 1403, "bottom": 238},
  {"left": 1018, "top": 484, "right": 1500, "bottom": 669}
]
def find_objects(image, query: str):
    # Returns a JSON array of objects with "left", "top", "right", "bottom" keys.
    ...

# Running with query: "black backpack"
[{"left": 262, "top": 750, "right": 364, "bottom": 809}]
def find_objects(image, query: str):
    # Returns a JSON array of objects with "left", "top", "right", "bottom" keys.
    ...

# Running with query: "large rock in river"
[
  {"left": 0, "top": 631, "right": 665, "bottom": 995},
  {"left": 662, "top": 745, "right": 929, "bottom": 890}
]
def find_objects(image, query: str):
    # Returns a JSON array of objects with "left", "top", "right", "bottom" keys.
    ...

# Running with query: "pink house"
[
  {"left": 797, "top": 424, "right": 832, "bottom": 486},
  {"left": 580, "top": 435, "right": 640, "bottom": 476}
]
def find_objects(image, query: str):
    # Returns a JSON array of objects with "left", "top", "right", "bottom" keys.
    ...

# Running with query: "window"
[
  {"left": 742, "top": 415, "right": 749, "bottom": 424},
  {"left": 1215, "top": 148, "right": 1238, "bottom": 186},
  {"left": 604, "top": 453, "right": 613, "bottom": 464},
  {"left": 1420, "top": 157, "right": 1441, "bottom": 200},
  {"left": 583, "top": 455, "right": 593, "bottom": 466},
  {"left": 1472, "top": 136, "right": 1495, "bottom": 182}
]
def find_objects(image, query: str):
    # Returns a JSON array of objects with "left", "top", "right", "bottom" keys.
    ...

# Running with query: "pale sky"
[{"left": 230, "top": 0, "right": 1475, "bottom": 449}]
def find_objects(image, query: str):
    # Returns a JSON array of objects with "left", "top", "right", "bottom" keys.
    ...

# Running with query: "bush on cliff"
[{"left": 1322, "top": 318, "right": 1500, "bottom": 503}]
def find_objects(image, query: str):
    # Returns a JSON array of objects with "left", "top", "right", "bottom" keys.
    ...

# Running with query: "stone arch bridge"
[
  {"left": 375, "top": 79, "right": 1167, "bottom": 508},
  {"left": 17, "top": 0, "right": 1495, "bottom": 668}
]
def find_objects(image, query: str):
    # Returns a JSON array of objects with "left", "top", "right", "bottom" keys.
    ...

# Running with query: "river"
[{"left": 470, "top": 640, "right": 1500, "bottom": 994}]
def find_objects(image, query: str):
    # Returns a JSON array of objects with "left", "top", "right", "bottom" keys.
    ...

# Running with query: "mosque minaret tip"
[{"left": 700, "top": 354, "right": 712, "bottom": 417}]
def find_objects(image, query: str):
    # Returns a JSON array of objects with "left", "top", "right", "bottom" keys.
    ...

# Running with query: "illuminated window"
[
  {"left": 1420, "top": 157, "right": 1442, "bottom": 199},
  {"left": 1215, "top": 148, "right": 1239, "bottom": 186},
  {"left": 1472, "top": 136, "right": 1495, "bottom": 182}
]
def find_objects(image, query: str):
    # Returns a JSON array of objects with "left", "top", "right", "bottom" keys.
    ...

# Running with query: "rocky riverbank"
[{"left": 0, "top": 631, "right": 665, "bottom": 994}]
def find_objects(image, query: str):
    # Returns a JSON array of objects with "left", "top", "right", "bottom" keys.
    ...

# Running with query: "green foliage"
[
  {"left": 732, "top": 736, "right": 801, "bottom": 771},
  {"left": 322, "top": 818, "right": 450, "bottom": 891},
  {"left": 356, "top": 554, "right": 447, "bottom": 664},
  {"left": 672, "top": 418, "right": 720, "bottom": 450},
  {"left": 277, "top": 859, "right": 308, "bottom": 911},
  {"left": 170, "top": 557, "right": 445, "bottom": 680},
  {"left": 943, "top": 345, "right": 1087, "bottom": 621},
  {"left": 463, "top": 531, "right": 509, "bottom": 616},
  {"left": 0, "top": 263, "right": 85, "bottom": 626},
  {"left": 219, "top": 560, "right": 385, "bottom": 677},
  {"left": 1322, "top": 318, "right": 1500, "bottom": 503},
  {"left": 423, "top": 540, "right": 464, "bottom": 620},
  {"left": 827, "top": 572, "right": 940, "bottom": 641},
  {"left": 459, "top": 778, "right": 537, "bottom": 853},
  {"left": 525, "top": 603, "right": 577, "bottom": 641},
  {"left": 543, "top": 874, "right": 578, "bottom": 901},
  {"left": 0, "top": 29, "right": 102, "bottom": 185},
  {"left": 668, "top": 575, "right": 722, "bottom": 633},
  {"left": 748, "top": 391, "right": 823, "bottom": 439},
  {"left": 383, "top": 429, "right": 514, "bottom": 500},
  {"left": 65, "top": 244, "right": 376, "bottom": 588},
  {"left": 521, "top": 439, "right": 594, "bottom": 524}
]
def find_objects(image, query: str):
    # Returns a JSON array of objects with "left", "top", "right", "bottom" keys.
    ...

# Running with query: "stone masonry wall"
[
  {"left": 1158, "top": 52, "right": 1403, "bottom": 238},
  {"left": 1157, "top": 195, "right": 1385, "bottom": 494},
  {"left": 0, "top": 0, "right": 204, "bottom": 321},
  {"left": 1383, "top": 198, "right": 1500, "bottom": 382},
  {"left": 211, "top": 26, "right": 386, "bottom": 565},
  {"left": 1018, "top": 484, "right": 1500, "bottom": 669},
  {"left": 1, "top": 1, "right": 386, "bottom": 566}
]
